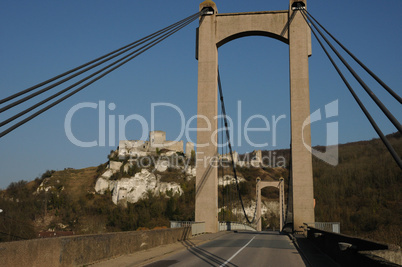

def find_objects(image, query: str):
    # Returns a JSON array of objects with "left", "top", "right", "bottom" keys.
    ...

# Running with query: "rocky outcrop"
[
  {"left": 218, "top": 175, "right": 246, "bottom": 186},
  {"left": 36, "top": 178, "right": 64, "bottom": 193},
  {"left": 95, "top": 161, "right": 187, "bottom": 205},
  {"left": 94, "top": 178, "right": 114, "bottom": 193},
  {"left": 109, "top": 161, "right": 122, "bottom": 172},
  {"left": 221, "top": 200, "right": 280, "bottom": 227},
  {"left": 185, "top": 166, "right": 196, "bottom": 177}
]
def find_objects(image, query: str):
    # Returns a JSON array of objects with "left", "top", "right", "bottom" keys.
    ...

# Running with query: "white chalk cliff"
[{"left": 95, "top": 161, "right": 190, "bottom": 205}]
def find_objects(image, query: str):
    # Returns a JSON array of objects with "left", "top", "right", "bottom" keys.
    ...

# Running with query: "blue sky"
[{"left": 0, "top": 0, "right": 401, "bottom": 188}]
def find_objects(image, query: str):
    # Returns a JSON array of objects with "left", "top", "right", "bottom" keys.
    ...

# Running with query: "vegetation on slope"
[
  {"left": 0, "top": 166, "right": 196, "bottom": 242},
  {"left": 312, "top": 133, "right": 401, "bottom": 246},
  {"left": 0, "top": 133, "right": 400, "bottom": 246}
]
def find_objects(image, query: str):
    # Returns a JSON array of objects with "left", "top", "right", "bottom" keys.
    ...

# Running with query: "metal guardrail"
[
  {"left": 170, "top": 221, "right": 206, "bottom": 236},
  {"left": 191, "top": 222, "right": 206, "bottom": 236},
  {"left": 170, "top": 221, "right": 256, "bottom": 234},
  {"left": 170, "top": 221, "right": 194, "bottom": 228},
  {"left": 219, "top": 222, "right": 257, "bottom": 232},
  {"left": 304, "top": 222, "right": 340, "bottom": 233}
]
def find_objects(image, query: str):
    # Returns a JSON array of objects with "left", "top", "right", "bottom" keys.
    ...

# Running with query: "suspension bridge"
[{"left": 0, "top": 0, "right": 400, "bottom": 266}]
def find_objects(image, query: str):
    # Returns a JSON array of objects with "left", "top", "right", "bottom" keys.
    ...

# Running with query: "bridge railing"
[
  {"left": 170, "top": 221, "right": 256, "bottom": 233},
  {"left": 304, "top": 222, "right": 340, "bottom": 233},
  {"left": 170, "top": 221, "right": 206, "bottom": 236},
  {"left": 191, "top": 222, "right": 206, "bottom": 236},
  {"left": 219, "top": 222, "right": 256, "bottom": 232},
  {"left": 170, "top": 221, "right": 193, "bottom": 228}
]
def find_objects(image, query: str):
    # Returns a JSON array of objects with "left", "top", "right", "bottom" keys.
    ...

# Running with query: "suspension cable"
[
  {"left": 285, "top": 144, "right": 293, "bottom": 225},
  {"left": 225, "top": 144, "right": 230, "bottom": 221},
  {"left": 303, "top": 10, "right": 401, "bottom": 104},
  {"left": 0, "top": 12, "right": 201, "bottom": 113},
  {"left": 221, "top": 111, "right": 226, "bottom": 221},
  {"left": 1, "top": 18, "right": 194, "bottom": 129},
  {"left": 297, "top": 8, "right": 401, "bottom": 134},
  {"left": 0, "top": 14, "right": 200, "bottom": 128},
  {"left": 0, "top": 12, "right": 204, "bottom": 138},
  {"left": 218, "top": 68, "right": 258, "bottom": 224},
  {"left": 0, "top": 11, "right": 203, "bottom": 106},
  {"left": 298, "top": 9, "right": 402, "bottom": 170}
]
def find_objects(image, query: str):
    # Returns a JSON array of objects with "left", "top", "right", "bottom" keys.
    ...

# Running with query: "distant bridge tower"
[{"left": 195, "top": 0, "right": 315, "bottom": 233}]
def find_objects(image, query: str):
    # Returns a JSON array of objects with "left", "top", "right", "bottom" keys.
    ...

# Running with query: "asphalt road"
[{"left": 143, "top": 231, "right": 306, "bottom": 267}]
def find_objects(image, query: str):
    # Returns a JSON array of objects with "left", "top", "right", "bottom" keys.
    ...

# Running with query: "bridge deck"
[{"left": 92, "top": 231, "right": 337, "bottom": 267}]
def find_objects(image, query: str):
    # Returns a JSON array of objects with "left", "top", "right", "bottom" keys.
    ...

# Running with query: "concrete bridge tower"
[{"left": 195, "top": 0, "right": 315, "bottom": 233}]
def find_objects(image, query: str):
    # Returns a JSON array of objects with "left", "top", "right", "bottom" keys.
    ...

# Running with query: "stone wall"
[
  {"left": 118, "top": 140, "right": 149, "bottom": 158},
  {"left": 118, "top": 131, "right": 186, "bottom": 156},
  {"left": 0, "top": 228, "right": 191, "bottom": 267},
  {"left": 161, "top": 140, "right": 184, "bottom": 153},
  {"left": 150, "top": 131, "right": 166, "bottom": 146}
]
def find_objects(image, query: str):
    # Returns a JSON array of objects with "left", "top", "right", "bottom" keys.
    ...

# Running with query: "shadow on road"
[{"left": 181, "top": 240, "right": 239, "bottom": 267}]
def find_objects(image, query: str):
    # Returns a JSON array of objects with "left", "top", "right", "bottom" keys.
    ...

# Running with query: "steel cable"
[
  {"left": 297, "top": 8, "right": 401, "bottom": 134},
  {"left": 303, "top": 9, "right": 401, "bottom": 104},
  {"left": 0, "top": 11, "right": 203, "bottom": 106},
  {"left": 0, "top": 13, "right": 201, "bottom": 128},
  {"left": 0, "top": 12, "right": 201, "bottom": 113},
  {"left": 218, "top": 68, "right": 258, "bottom": 224},
  {"left": 0, "top": 11, "right": 204, "bottom": 138},
  {"left": 299, "top": 9, "right": 402, "bottom": 169}
]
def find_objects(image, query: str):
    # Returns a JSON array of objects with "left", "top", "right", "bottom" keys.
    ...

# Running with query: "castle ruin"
[{"left": 118, "top": 131, "right": 194, "bottom": 158}]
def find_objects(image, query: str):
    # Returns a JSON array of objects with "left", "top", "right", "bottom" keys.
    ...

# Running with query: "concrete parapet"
[
  {"left": 304, "top": 226, "right": 398, "bottom": 266},
  {"left": 0, "top": 228, "right": 191, "bottom": 267}
]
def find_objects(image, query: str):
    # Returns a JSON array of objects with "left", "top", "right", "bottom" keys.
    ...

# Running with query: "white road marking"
[{"left": 219, "top": 235, "right": 257, "bottom": 267}]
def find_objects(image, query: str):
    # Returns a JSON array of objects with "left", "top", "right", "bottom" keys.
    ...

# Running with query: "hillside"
[
  {"left": 0, "top": 151, "right": 286, "bottom": 242},
  {"left": 261, "top": 132, "right": 401, "bottom": 245},
  {"left": 0, "top": 133, "right": 401, "bottom": 246},
  {"left": 312, "top": 133, "right": 402, "bottom": 246}
]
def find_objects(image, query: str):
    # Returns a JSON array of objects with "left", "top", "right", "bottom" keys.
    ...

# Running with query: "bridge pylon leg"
[
  {"left": 289, "top": 0, "right": 315, "bottom": 232},
  {"left": 195, "top": 1, "right": 219, "bottom": 233},
  {"left": 195, "top": 0, "right": 315, "bottom": 233}
]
